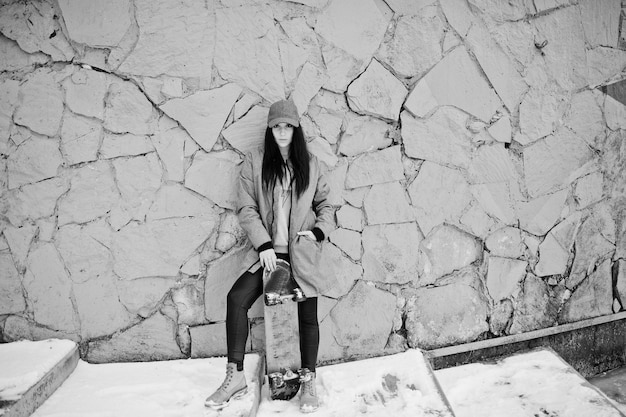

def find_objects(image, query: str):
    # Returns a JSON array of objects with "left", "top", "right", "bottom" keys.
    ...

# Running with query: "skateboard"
[{"left": 263, "top": 259, "right": 305, "bottom": 400}]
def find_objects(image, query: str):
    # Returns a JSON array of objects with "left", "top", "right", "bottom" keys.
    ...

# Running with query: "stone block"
[
  {"left": 329, "top": 280, "right": 396, "bottom": 357},
  {"left": 185, "top": 150, "right": 242, "bottom": 210},
  {"left": 103, "top": 81, "right": 156, "bottom": 135},
  {"left": 222, "top": 106, "right": 268, "bottom": 154},
  {"left": 532, "top": 6, "right": 587, "bottom": 90},
  {"left": 291, "top": 62, "right": 328, "bottom": 117},
  {"left": 404, "top": 46, "right": 501, "bottom": 122},
  {"left": 62, "top": 68, "right": 108, "bottom": 120},
  {"left": 517, "top": 189, "right": 568, "bottom": 236},
  {"left": 347, "top": 59, "right": 407, "bottom": 121},
  {"left": 159, "top": 84, "right": 241, "bottom": 152},
  {"left": 574, "top": 171, "right": 604, "bottom": 209},
  {"left": 0, "top": 79, "right": 18, "bottom": 145},
  {"left": 566, "top": 205, "right": 616, "bottom": 289},
  {"left": 363, "top": 182, "right": 414, "bottom": 225},
  {"left": 509, "top": 275, "right": 560, "bottom": 334},
  {"left": 408, "top": 161, "right": 473, "bottom": 236},
  {"left": 60, "top": 113, "right": 101, "bottom": 165},
  {"left": 112, "top": 217, "right": 216, "bottom": 280},
  {"left": 564, "top": 90, "right": 605, "bottom": 147},
  {"left": 3, "top": 224, "right": 36, "bottom": 272},
  {"left": 362, "top": 223, "right": 421, "bottom": 285},
  {"left": 376, "top": 7, "right": 444, "bottom": 78},
  {"left": 112, "top": 153, "right": 162, "bottom": 221},
  {"left": 190, "top": 323, "right": 231, "bottom": 358},
  {"left": 117, "top": 0, "right": 215, "bottom": 78},
  {"left": 465, "top": 23, "right": 528, "bottom": 112},
  {"left": 345, "top": 146, "right": 404, "bottom": 189},
  {"left": 523, "top": 128, "right": 595, "bottom": 198},
  {"left": 23, "top": 244, "right": 78, "bottom": 333},
  {"left": 315, "top": 0, "right": 392, "bottom": 61},
  {"left": 0, "top": 252, "right": 25, "bottom": 315},
  {"left": 405, "top": 268, "right": 489, "bottom": 349},
  {"left": 150, "top": 118, "right": 186, "bottom": 182},
  {"left": 402, "top": 108, "right": 472, "bottom": 169},
  {"left": 534, "top": 213, "right": 582, "bottom": 277},
  {"left": 486, "top": 257, "right": 527, "bottom": 302},
  {"left": 329, "top": 228, "right": 361, "bottom": 261},
  {"left": 100, "top": 133, "right": 153, "bottom": 159},
  {"left": 336, "top": 205, "right": 363, "bottom": 232},
  {"left": 485, "top": 227, "right": 525, "bottom": 259},
  {"left": 117, "top": 277, "right": 178, "bottom": 317},
  {"left": 323, "top": 243, "right": 362, "bottom": 299},
  {"left": 13, "top": 69, "right": 64, "bottom": 137},
  {"left": 7, "top": 138, "right": 63, "bottom": 190},
  {"left": 308, "top": 137, "right": 338, "bottom": 167},
  {"left": 338, "top": 114, "right": 390, "bottom": 157},
  {"left": 214, "top": 6, "right": 283, "bottom": 102},
  {"left": 73, "top": 272, "right": 135, "bottom": 339},
  {"left": 579, "top": 0, "right": 621, "bottom": 48},
  {"left": 171, "top": 284, "right": 206, "bottom": 327},
  {"left": 55, "top": 220, "right": 111, "bottom": 285},
  {"left": 559, "top": 259, "right": 613, "bottom": 324},
  {"left": 418, "top": 224, "right": 482, "bottom": 285},
  {"left": 86, "top": 313, "right": 184, "bottom": 363}
]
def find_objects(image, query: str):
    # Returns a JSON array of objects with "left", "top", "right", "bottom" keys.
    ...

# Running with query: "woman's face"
[{"left": 271, "top": 123, "right": 294, "bottom": 150}]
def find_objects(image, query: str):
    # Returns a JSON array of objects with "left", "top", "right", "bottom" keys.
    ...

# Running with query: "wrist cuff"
[
  {"left": 312, "top": 227, "right": 324, "bottom": 242},
  {"left": 258, "top": 241, "right": 273, "bottom": 252}
]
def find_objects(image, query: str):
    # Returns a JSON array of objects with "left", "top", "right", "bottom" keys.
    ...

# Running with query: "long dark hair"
[{"left": 262, "top": 125, "right": 310, "bottom": 198}]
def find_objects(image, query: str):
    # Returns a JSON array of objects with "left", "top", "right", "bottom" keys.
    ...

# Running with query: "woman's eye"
[{"left": 286, "top": 124, "right": 293, "bottom": 129}]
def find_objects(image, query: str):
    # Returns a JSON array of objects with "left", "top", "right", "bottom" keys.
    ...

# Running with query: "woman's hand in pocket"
[{"left": 297, "top": 230, "right": 316, "bottom": 241}]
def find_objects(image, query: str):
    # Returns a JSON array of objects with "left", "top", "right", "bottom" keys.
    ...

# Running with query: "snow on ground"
[
  {"left": 29, "top": 348, "right": 452, "bottom": 417},
  {"left": 256, "top": 349, "right": 453, "bottom": 416},
  {"left": 0, "top": 339, "right": 76, "bottom": 402},
  {"left": 32, "top": 355, "right": 261, "bottom": 417},
  {"left": 435, "top": 348, "right": 624, "bottom": 417},
  {"left": 5, "top": 340, "right": 625, "bottom": 417}
]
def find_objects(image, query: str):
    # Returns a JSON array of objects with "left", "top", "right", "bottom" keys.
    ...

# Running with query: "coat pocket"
[{"left": 290, "top": 235, "right": 331, "bottom": 297}]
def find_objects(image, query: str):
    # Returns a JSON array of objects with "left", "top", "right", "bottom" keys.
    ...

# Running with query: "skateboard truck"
[
  {"left": 265, "top": 287, "right": 306, "bottom": 306},
  {"left": 263, "top": 260, "right": 306, "bottom": 306}
]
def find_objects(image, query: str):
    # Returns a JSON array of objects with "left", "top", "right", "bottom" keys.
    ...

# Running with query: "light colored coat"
[{"left": 237, "top": 147, "right": 336, "bottom": 297}]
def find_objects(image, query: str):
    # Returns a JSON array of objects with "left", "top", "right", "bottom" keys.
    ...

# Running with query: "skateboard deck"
[{"left": 263, "top": 259, "right": 302, "bottom": 401}]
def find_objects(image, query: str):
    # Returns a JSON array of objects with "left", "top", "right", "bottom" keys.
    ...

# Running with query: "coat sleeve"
[
  {"left": 237, "top": 153, "right": 272, "bottom": 251},
  {"left": 312, "top": 158, "right": 336, "bottom": 239}
]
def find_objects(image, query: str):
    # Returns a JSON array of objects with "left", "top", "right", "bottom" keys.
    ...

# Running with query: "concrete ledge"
[
  {"left": 435, "top": 347, "right": 626, "bottom": 417},
  {"left": 0, "top": 339, "right": 79, "bottom": 417},
  {"left": 427, "top": 312, "right": 626, "bottom": 378}
]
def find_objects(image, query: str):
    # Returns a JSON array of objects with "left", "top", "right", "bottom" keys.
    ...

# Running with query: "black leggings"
[{"left": 226, "top": 254, "right": 319, "bottom": 371}]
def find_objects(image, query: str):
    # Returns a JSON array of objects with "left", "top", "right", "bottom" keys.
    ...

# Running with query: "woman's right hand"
[{"left": 259, "top": 248, "right": 277, "bottom": 272}]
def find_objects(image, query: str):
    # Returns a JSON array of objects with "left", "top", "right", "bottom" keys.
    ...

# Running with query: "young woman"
[{"left": 205, "top": 99, "right": 336, "bottom": 413}]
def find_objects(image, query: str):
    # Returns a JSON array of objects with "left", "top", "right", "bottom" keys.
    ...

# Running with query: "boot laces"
[
  {"left": 219, "top": 365, "right": 235, "bottom": 391},
  {"left": 302, "top": 373, "right": 315, "bottom": 395},
  {"left": 305, "top": 379, "right": 315, "bottom": 395}
]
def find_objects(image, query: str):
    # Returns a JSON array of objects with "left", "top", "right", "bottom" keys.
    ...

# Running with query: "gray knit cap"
[{"left": 267, "top": 99, "right": 300, "bottom": 128}]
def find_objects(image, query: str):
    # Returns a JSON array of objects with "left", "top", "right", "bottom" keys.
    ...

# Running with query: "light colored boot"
[
  {"left": 299, "top": 368, "right": 319, "bottom": 413},
  {"left": 205, "top": 363, "right": 247, "bottom": 410}
]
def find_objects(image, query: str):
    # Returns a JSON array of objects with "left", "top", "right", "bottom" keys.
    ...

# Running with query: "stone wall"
[{"left": 1, "top": 0, "right": 625, "bottom": 363}]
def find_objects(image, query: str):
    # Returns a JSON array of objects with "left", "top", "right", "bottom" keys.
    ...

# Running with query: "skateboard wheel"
[
  {"left": 268, "top": 370, "right": 301, "bottom": 401},
  {"left": 264, "top": 293, "right": 282, "bottom": 306},
  {"left": 293, "top": 288, "right": 306, "bottom": 302}
]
